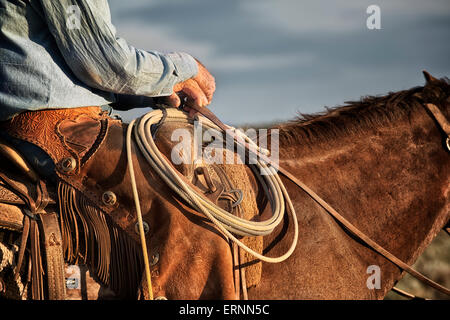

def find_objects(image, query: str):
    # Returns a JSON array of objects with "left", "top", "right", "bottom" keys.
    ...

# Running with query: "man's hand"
[{"left": 165, "top": 59, "right": 215, "bottom": 108}]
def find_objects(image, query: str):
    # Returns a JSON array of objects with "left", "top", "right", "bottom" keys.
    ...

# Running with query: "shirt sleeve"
[{"left": 38, "top": 0, "right": 198, "bottom": 98}]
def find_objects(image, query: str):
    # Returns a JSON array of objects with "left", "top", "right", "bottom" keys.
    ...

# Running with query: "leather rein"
[{"left": 181, "top": 102, "right": 450, "bottom": 298}]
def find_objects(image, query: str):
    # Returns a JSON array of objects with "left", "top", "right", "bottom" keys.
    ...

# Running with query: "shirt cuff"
[
  {"left": 156, "top": 52, "right": 199, "bottom": 97},
  {"left": 166, "top": 52, "right": 199, "bottom": 82}
]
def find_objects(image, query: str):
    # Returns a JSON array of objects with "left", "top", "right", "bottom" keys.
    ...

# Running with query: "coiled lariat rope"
[{"left": 126, "top": 108, "right": 298, "bottom": 299}]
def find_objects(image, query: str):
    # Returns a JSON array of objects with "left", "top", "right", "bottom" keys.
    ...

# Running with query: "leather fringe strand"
[{"left": 57, "top": 181, "right": 143, "bottom": 298}]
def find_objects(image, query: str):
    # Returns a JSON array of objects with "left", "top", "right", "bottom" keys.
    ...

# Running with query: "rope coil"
[{"left": 126, "top": 109, "right": 299, "bottom": 298}]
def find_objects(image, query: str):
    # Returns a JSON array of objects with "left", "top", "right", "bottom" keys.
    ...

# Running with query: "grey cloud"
[{"left": 109, "top": 0, "right": 450, "bottom": 124}]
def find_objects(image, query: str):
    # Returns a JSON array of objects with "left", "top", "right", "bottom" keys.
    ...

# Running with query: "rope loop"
[{"left": 126, "top": 108, "right": 299, "bottom": 298}]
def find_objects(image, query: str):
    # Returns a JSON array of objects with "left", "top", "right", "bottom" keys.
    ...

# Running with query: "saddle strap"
[
  {"left": 39, "top": 213, "right": 66, "bottom": 300},
  {"left": 184, "top": 103, "right": 450, "bottom": 297},
  {"left": 425, "top": 103, "right": 450, "bottom": 136},
  {"left": 14, "top": 216, "right": 30, "bottom": 281},
  {"left": 424, "top": 103, "right": 450, "bottom": 151},
  {"left": 30, "top": 219, "right": 44, "bottom": 299},
  {"left": 25, "top": 213, "right": 66, "bottom": 300}
]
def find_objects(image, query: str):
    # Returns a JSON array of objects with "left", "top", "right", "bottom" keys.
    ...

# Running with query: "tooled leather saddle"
[
  {"left": 0, "top": 132, "right": 64, "bottom": 299},
  {"left": 0, "top": 107, "right": 109, "bottom": 299},
  {"left": 0, "top": 106, "right": 263, "bottom": 300}
]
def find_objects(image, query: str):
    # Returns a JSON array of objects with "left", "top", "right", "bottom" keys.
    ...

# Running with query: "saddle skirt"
[
  {"left": 0, "top": 106, "right": 264, "bottom": 299},
  {"left": 0, "top": 107, "right": 108, "bottom": 238}
]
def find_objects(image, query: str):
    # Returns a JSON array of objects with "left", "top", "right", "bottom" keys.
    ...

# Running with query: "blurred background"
[
  {"left": 385, "top": 231, "right": 450, "bottom": 300},
  {"left": 108, "top": 0, "right": 450, "bottom": 299},
  {"left": 109, "top": 0, "right": 450, "bottom": 126}
]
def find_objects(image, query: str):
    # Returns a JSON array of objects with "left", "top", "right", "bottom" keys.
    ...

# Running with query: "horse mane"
[{"left": 275, "top": 76, "right": 450, "bottom": 147}]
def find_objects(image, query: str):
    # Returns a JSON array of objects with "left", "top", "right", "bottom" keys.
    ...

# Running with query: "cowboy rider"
[{"left": 0, "top": 0, "right": 215, "bottom": 122}]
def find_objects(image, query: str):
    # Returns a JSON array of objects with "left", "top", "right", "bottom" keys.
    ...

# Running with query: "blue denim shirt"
[{"left": 0, "top": 0, "right": 198, "bottom": 121}]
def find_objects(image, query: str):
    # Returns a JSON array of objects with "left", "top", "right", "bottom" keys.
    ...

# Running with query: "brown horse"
[
  {"left": 248, "top": 73, "right": 449, "bottom": 299},
  {"left": 75, "top": 72, "right": 450, "bottom": 300},
  {"left": 0, "top": 72, "right": 448, "bottom": 299}
]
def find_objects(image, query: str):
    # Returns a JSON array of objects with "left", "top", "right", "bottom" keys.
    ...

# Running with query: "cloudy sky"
[{"left": 109, "top": 0, "right": 450, "bottom": 126}]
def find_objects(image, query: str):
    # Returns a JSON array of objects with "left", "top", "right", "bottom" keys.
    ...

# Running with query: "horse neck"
[{"left": 275, "top": 104, "right": 449, "bottom": 267}]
